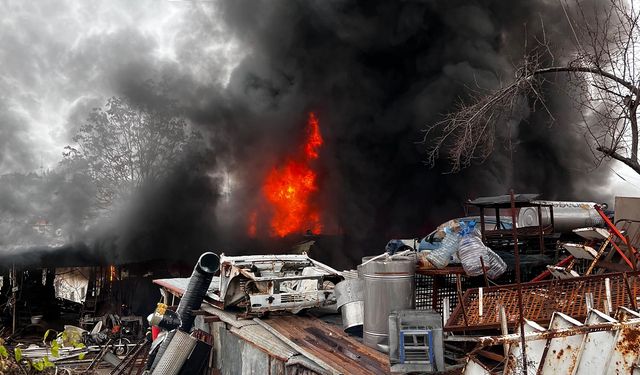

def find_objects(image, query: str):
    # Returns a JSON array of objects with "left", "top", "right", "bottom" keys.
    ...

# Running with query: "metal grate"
[
  {"left": 446, "top": 271, "right": 640, "bottom": 331},
  {"left": 415, "top": 272, "right": 485, "bottom": 316}
]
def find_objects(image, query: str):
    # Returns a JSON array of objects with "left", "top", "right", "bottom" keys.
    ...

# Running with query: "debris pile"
[{"left": 4, "top": 194, "right": 640, "bottom": 374}]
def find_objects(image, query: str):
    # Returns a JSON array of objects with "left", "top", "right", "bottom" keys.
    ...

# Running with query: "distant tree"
[
  {"left": 425, "top": 0, "right": 640, "bottom": 175},
  {"left": 64, "top": 97, "right": 193, "bottom": 207}
]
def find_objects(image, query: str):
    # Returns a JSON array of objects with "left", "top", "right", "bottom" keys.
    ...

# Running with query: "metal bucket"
[
  {"left": 362, "top": 255, "right": 415, "bottom": 350},
  {"left": 335, "top": 278, "right": 364, "bottom": 335}
]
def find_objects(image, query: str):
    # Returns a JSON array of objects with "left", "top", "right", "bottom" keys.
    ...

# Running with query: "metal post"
[
  {"left": 12, "top": 264, "right": 16, "bottom": 335},
  {"left": 479, "top": 256, "right": 489, "bottom": 287},
  {"left": 510, "top": 190, "right": 528, "bottom": 375},
  {"left": 623, "top": 273, "right": 637, "bottom": 310},
  {"left": 537, "top": 204, "right": 545, "bottom": 254},
  {"left": 480, "top": 207, "right": 486, "bottom": 242},
  {"left": 499, "top": 304, "right": 509, "bottom": 358},
  {"left": 455, "top": 275, "right": 469, "bottom": 330}
]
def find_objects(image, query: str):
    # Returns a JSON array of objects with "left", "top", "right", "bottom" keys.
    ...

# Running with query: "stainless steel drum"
[
  {"left": 361, "top": 255, "right": 415, "bottom": 350},
  {"left": 517, "top": 201, "right": 604, "bottom": 233}
]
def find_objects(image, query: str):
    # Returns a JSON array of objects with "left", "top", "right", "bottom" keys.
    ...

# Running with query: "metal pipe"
[
  {"left": 510, "top": 190, "right": 527, "bottom": 375},
  {"left": 537, "top": 203, "right": 545, "bottom": 254},
  {"left": 11, "top": 264, "right": 16, "bottom": 335},
  {"left": 176, "top": 252, "right": 220, "bottom": 332}
]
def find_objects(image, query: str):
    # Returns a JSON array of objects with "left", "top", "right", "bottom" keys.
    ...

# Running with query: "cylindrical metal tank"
[
  {"left": 335, "top": 278, "right": 364, "bottom": 335},
  {"left": 517, "top": 201, "right": 604, "bottom": 233},
  {"left": 362, "top": 255, "right": 415, "bottom": 350}
]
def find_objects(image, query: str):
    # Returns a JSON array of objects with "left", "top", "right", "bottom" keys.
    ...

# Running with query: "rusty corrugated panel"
[
  {"left": 264, "top": 315, "right": 391, "bottom": 375},
  {"left": 447, "top": 271, "right": 640, "bottom": 331},
  {"left": 463, "top": 307, "right": 640, "bottom": 375},
  {"left": 228, "top": 324, "right": 298, "bottom": 361}
]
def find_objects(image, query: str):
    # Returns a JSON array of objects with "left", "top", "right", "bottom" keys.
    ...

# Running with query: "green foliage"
[
  {"left": 51, "top": 340, "right": 59, "bottom": 358},
  {"left": 73, "top": 342, "right": 86, "bottom": 359},
  {"left": 11, "top": 326, "right": 90, "bottom": 372},
  {"left": 43, "top": 329, "right": 56, "bottom": 343},
  {"left": 64, "top": 96, "right": 194, "bottom": 207},
  {"left": 0, "top": 345, "right": 8, "bottom": 358}
]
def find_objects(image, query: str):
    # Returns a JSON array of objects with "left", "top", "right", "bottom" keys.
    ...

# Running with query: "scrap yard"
[
  {"left": 5, "top": 0, "right": 640, "bottom": 374},
  {"left": 3, "top": 194, "right": 640, "bottom": 374}
]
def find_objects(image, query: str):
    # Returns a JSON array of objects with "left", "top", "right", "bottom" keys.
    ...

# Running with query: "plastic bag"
[
  {"left": 457, "top": 221, "right": 506, "bottom": 278},
  {"left": 458, "top": 231, "right": 488, "bottom": 276},
  {"left": 484, "top": 248, "right": 507, "bottom": 279},
  {"left": 426, "top": 227, "right": 460, "bottom": 268}
]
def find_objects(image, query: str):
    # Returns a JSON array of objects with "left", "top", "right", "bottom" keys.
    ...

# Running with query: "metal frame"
[
  {"left": 399, "top": 329, "right": 435, "bottom": 367},
  {"left": 446, "top": 271, "right": 640, "bottom": 331}
]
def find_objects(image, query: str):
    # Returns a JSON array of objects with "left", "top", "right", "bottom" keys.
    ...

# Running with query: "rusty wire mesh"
[{"left": 445, "top": 271, "right": 640, "bottom": 331}]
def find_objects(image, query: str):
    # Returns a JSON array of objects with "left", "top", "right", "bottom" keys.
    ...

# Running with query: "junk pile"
[
  {"left": 9, "top": 194, "right": 640, "bottom": 374},
  {"left": 418, "top": 220, "right": 507, "bottom": 279}
]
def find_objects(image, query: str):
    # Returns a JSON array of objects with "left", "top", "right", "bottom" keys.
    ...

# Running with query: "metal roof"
[
  {"left": 154, "top": 276, "right": 220, "bottom": 299},
  {"left": 467, "top": 194, "right": 540, "bottom": 208}
]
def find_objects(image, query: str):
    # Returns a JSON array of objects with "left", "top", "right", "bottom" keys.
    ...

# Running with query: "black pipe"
[
  {"left": 176, "top": 252, "right": 219, "bottom": 332},
  {"left": 150, "top": 252, "right": 219, "bottom": 371}
]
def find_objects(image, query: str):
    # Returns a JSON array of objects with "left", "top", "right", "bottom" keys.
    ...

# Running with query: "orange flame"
[
  {"left": 109, "top": 265, "right": 116, "bottom": 282},
  {"left": 255, "top": 113, "right": 323, "bottom": 237}
]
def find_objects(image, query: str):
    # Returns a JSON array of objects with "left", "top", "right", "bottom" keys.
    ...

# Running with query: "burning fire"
[
  {"left": 109, "top": 265, "right": 117, "bottom": 282},
  {"left": 251, "top": 113, "right": 324, "bottom": 237}
]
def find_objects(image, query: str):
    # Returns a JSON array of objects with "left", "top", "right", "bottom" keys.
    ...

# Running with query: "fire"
[
  {"left": 253, "top": 113, "right": 323, "bottom": 237},
  {"left": 109, "top": 265, "right": 117, "bottom": 282}
]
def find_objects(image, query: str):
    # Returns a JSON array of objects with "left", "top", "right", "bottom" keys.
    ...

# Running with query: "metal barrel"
[
  {"left": 361, "top": 255, "right": 415, "bottom": 350},
  {"left": 517, "top": 201, "right": 604, "bottom": 233}
]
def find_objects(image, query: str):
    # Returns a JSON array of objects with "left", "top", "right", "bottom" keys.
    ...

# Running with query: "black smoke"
[
  {"left": 176, "top": 1, "right": 610, "bottom": 257},
  {"left": 0, "top": 0, "right": 613, "bottom": 268}
]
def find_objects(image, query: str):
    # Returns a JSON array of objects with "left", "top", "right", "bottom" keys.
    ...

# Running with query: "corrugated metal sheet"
[
  {"left": 264, "top": 315, "right": 391, "bottom": 374},
  {"left": 229, "top": 324, "right": 298, "bottom": 361},
  {"left": 463, "top": 307, "right": 640, "bottom": 375}
]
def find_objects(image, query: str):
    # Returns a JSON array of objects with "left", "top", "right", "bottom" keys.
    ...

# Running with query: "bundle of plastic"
[
  {"left": 458, "top": 221, "right": 506, "bottom": 279},
  {"left": 426, "top": 226, "right": 460, "bottom": 268},
  {"left": 484, "top": 248, "right": 507, "bottom": 279}
]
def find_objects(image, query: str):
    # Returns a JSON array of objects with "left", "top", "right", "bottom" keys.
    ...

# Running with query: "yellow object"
[{"left": 156, "top": 303, "right": 167, "bottom": 315}]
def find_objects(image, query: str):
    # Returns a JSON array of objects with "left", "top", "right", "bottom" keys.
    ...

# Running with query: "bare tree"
[
  {"left": 426, "top": 0, "right": 640, "bottom": 175},
  {"left": 64, "top": 97, "right": 193, "bottom": 207}
]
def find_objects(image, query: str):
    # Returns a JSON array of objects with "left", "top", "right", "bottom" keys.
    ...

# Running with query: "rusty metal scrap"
[
  {"left": 263, "top": 315, "right": 391, "bottom": 374},
  {"left": 446, "top": 271, "right": 640, "bottom": 331},
  {"left": 462, "top": 308, "right": 640, "bottom": 375}
]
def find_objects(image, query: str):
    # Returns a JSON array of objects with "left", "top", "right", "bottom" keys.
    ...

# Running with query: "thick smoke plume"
[{"left": 0, "top": 0, "right": 615, "bottom": 268}]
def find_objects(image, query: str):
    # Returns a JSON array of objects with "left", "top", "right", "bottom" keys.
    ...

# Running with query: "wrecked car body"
[{"left": 210, "top": 254, "right": 344, "bottom": 314}]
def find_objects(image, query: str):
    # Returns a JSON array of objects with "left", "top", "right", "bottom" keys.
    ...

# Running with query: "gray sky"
[
  {"left": 0, "top": 0, "right": 638, "bottom": 203},
  {"left": 0, "top": 0, "right": 242, "bottom": 174}
]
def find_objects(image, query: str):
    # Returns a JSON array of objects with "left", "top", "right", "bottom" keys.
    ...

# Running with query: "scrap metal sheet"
[{"left": 264, "top": 315, "right": 390, "bottom": 374}]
